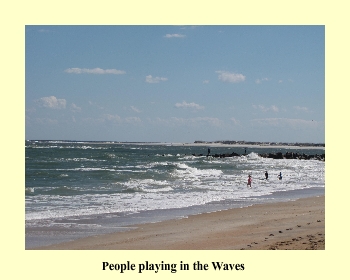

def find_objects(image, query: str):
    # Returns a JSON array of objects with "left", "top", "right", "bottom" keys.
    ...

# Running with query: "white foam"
[
  {"left": 174, "top": 163, "right": 223, "bottom": 179},
  {"left": 26, "top": 144, "right": 325, "bottom": 226}
]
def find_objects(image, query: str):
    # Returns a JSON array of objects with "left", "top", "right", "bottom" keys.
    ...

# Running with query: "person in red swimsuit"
[{"left": 247, "top": 175, "right": 252, "bottom": 188}]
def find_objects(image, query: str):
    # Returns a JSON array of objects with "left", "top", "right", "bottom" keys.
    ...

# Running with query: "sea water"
[{"left": 25, "top": 140, "right": 325, "bottom": 248}]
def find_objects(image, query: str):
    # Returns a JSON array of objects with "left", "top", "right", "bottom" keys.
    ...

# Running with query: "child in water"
[
  {"left": 278, "top": 172, "right": 282, "bottom": 180},
  {"left": 247, "top": 175, "right": 252, "bottom": 188}
]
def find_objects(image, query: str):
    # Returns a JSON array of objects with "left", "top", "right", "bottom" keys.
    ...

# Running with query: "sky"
[{"left": 25, "top": 25, "right": 324, "bottom": 143}]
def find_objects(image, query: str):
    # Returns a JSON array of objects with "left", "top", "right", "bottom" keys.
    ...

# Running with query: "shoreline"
[
  {"left": 31, "top": 195, "right": 325, "bottom": 250},
  {"left": 26, "top": 140, "right": 325, "bottom": 150},
  {"left": 173, "top": 142, "right": 325, "bottom": 150}
]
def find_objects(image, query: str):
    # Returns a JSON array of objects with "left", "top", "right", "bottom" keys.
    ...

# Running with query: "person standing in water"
[
  {"left": 278, "top": 172, "right": 282, "bottom": 180},
  {"left": 265, "top": 171, "right": 268, "bottom": 180},
  {"left": 247, "top": 175, "right": 252, "bottom": 188}
]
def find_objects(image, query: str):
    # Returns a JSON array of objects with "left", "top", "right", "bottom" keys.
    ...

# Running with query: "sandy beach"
[{"left": 32, "top": 195, "right": 324, "bottom": 250}]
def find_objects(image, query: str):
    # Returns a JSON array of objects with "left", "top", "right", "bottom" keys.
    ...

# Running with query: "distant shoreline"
[
  {"left": 172, "top": 142, "right": 325, "bottom": 150},
  {"left": 26, "top": 140, "right": 325, "bottom": 150}
]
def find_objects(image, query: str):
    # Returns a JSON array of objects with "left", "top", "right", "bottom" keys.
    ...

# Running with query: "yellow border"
[{"left": 2, "top": 1, "right": 345, "bottom": 279}]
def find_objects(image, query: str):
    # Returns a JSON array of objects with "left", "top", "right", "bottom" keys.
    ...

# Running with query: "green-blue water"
[{"left": 25, "top": 140, "right": 325, "bottom": 248}]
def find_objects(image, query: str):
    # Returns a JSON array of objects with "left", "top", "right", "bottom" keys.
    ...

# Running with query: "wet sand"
[{"left": 32, "top": 196, "right": 325, "bottom": 250}]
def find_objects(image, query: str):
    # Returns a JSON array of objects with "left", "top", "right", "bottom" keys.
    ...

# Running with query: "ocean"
[{"left": 25, "top": 140, "right": 325, "bottom": 249}]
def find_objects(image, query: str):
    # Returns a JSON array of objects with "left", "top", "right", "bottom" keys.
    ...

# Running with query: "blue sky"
[{"left": 25, "top": 25, "right": 324, "bottom": 143}]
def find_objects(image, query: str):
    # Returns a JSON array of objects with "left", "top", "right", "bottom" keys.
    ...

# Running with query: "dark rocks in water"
[
  {"left": 258, "top": 152, "right": 325, "bottom": 161},
  {"left": 265, "top": 152, "right": 283, "bottom": 159},
  {"left": 276, "top": 152, "right": 283, "bottom": 159},
  {"left": 198, "top": 151, "right": 325, "bottom": 161},
  {"left": 209, "top": 151, "right": 240, "bottom": 158}
]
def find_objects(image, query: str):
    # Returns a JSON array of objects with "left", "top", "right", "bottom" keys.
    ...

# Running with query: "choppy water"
[{"left": 25, "top": 140, "right": 325, "bottom": 248}]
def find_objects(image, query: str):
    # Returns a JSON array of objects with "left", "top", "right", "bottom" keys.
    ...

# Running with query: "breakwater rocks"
[
  {"left": 190, "top": 152, "right": 325, "bottom": 161},
  {"left": 258, "top": 152, "right": 325, "bottom": 161}
]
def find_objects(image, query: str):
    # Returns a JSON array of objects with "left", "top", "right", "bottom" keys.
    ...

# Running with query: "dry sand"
[{"left": 32, "top": 196, "right": 325, "bottom": 250}]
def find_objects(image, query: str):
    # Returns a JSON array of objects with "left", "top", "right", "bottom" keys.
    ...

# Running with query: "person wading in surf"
[{"left": 247, "top": 175, "right": 252, "bottom": 188}]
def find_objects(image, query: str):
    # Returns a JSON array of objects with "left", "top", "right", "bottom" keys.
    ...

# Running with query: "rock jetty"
[
  {"left": 190, "top": 151, "right": 325, "bottom": 161},
  {"left": 258, "top": 152, "right": 325, "bottom": 161}
]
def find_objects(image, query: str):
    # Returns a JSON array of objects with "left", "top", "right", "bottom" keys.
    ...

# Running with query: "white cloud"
[
  {"left": 216, "top": 71, "right": 246, "bottom": 83},
  {"left": 172, "top": 117, "right": 222, "bottom": 127},
  {"left": 271, "top": 105, "right": 279, "bottom": 112},
  {"left": 64, "top": 68, "right": 126, "bottom": 75},
  {"left": 99, "top": 114, "right": 142, "bottom": 125},
  {"left": 179, "top": 26, "right": 198, "bottom": 30},
  {"left": 125, "top": 117, "right": 142, "bottom": 124},
  {"left": 26, "top": 107, "right": 36, "bottom": 114},
  {"left": 164, "top": 34, "right": 186, "bottom": 38},
  {"left": 175, "top": 101, "right": 204, "bottom": 110},
  {"left": 88, "top": 101, "right": 104, "bottom": 110},
  {"left": 103, "top": 114, "right": 122, "bottom": 123},
  {"left": 255, "top": 78, "right": 269, "bottom": 84},
  {"left": 230, "top": 117, "right": 240, "bottom": 125},
  {"left": 70, "top": 103, "right": 81, "bottom": 113},
  {"left": 38, "top": 96, "right": 66, "bottom": 109},
  {"left": 294, "top": 106, "right": 311, "bottom": 113},
  {"left": 131, "top": 106, "right": 141, "bottom": 113},
  {"left": 192, "top": 117, "right": 222, "bottom": 126},
  {"left": 252, "top": 104, "right": 279, "bottom": 112},
  {"left": 203, "top": 80, "right": 209, "bottom": 84},
  {"left": 145, "top": 75, "right": 168, "bottom": 83}
]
